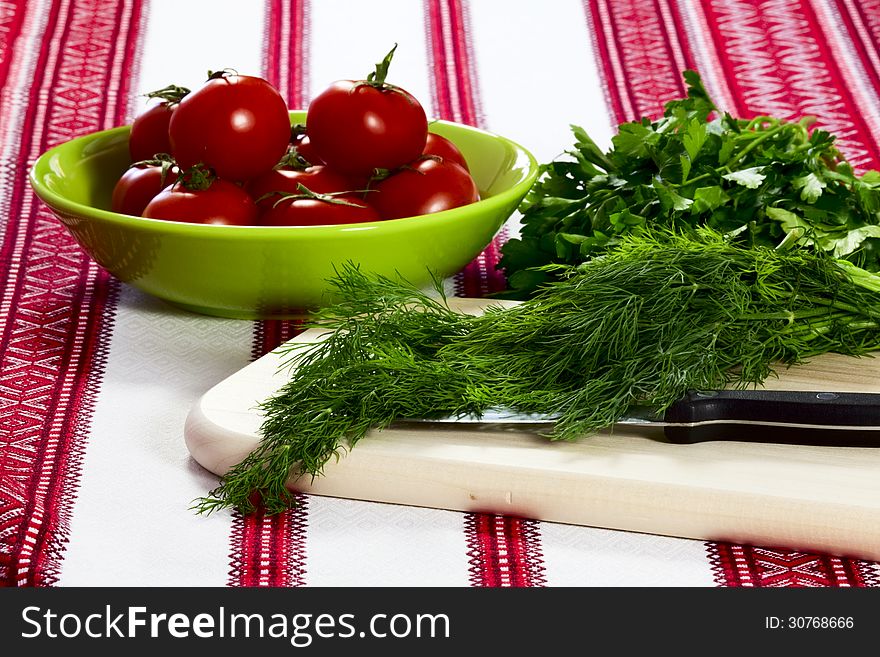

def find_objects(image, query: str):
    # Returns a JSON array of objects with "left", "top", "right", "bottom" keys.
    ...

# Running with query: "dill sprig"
[{"left": 194, "top": 229, "right": 880, "bottom": 515}]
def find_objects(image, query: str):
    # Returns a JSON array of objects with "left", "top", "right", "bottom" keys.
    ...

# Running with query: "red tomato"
[
  {"left": 111, "top": 161, "right": 179, "bottom": 216},
  {"left": 128, "top": 84, "right": 189, "bottom": 162},
  {"left": 306, "top": 46, "right": 427, "bottom": 176},
  {"left": 129, "top": 103, "right": 174, "bottom": 162},
  {"left": 369, "top": 157, "right": 479, "bottom": 220},
  {"left": 246, "top": 165, "right": 358, "bottom": 212},
  {"left": 290, "top": 124, "right": 323, "bottom": 165},
  {"left": 260, "top": 192, "right": 380, "bottom": 226},
  {"left": 142, "top": 176, "right": 258, "bottom": 226},
  {"left": 422, "top": 132, "right": 469, "bottom": 171},
  {"left": 168, "top": 73, "right": 291, "bottom": 182}
]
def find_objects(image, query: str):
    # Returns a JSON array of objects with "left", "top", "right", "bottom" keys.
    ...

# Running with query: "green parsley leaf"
[
  {"left": 793, "top": 172, "right": 826, "bottom": 203},
  {"left": 722, "top": 166, "right": 766, "bottom": 189}
]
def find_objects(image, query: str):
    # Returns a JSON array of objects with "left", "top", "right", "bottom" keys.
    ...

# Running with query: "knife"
[{"left": 411, "top": 389, "right": 880, "bottom": 447}]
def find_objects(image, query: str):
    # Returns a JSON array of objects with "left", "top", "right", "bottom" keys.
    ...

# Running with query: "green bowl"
[{"left": 29, "top": 112, "right": 538, "bottom": 319}]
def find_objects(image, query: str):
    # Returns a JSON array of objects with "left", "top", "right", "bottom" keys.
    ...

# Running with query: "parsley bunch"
[{"left": 499, "top": 70, "right": 880, "bottom": 298}]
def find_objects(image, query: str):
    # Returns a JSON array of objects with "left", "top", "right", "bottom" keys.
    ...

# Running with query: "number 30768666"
[{"left": 765, "top": 617, "right": 854, "bottom": 630}]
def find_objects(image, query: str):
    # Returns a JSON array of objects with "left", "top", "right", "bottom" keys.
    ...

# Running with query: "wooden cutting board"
[{"left": 184, "top": 298, "right": 880, "bottom": 561}]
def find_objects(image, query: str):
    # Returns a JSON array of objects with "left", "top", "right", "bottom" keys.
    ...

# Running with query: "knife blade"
[{"left": 408, "top": 389, "right": 880, "bottom": 447}]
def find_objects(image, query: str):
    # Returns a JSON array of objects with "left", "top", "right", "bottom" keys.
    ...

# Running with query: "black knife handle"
[{"left": 662, "top": 389, "right": 880, "bottom": 447}]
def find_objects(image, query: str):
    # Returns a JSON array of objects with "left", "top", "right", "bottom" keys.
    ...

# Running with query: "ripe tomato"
[
  {"left": 369, "top": 157, "right": 479, "bottom": 220},
  {"left": 290, "top": 124, "right": 323, "bottom": 165},
  {"left": 260, "top": 190, "right": 380, "bottom": 226},
  {"left": 246, "top": 165, "right": 358, "bottom": 212},
  {"left": 422, "top": 132, "right": 469, "bottom": 171},
  {"left": 142, "top": 172, "right": 258, "bottom": 225},
  {"left": 306, "top": 45, "right": 427, "bottom": 176},
  {"left": 111, "top": 159, "right": 178, "bottom": 216},
  {"left": 168, "top": 72, "right": 291, "bottom": 182},
  {"left": 128, "top": 84, "right": 189, "bottom": 162}
]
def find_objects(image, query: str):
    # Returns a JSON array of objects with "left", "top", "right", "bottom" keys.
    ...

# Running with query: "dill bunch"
[{"left": 195, "top": 229, "right": 880, "bottom": 515}]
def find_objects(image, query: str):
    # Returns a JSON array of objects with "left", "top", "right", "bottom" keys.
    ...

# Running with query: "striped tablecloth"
[{"left": 2, "top": 0, "right": 879, "bottom": 588}]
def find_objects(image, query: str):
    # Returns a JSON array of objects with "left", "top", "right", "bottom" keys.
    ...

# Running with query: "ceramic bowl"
[{"left": 29, "top": 111, "right": 538, "bottom": 319}]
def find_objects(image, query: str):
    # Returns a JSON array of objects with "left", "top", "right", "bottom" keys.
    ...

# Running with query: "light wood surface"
[{"left": 184, "top": 298, "right": 880, "bottom": 560}]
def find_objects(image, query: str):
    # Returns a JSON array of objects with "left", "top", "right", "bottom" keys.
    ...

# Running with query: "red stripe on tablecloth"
[
  {"left": 425, "top": 0, "right": 452, "bottom": 122},
  {"left": 230, "top": 303, "right": 309, "bottom": 587},
  {"left": 425, "top": 0, "right": 545, "bottom": 587},
  {"left": 814, "top": 0, "right": 880, "bottom": 162},
  {"left": 227, "top": 0, "right": 312, "bottom": 589},
  {"left": 708, "top": 544, "right": 880, "bottom": 587},
  {"left": 586, "top": 0, "right": 632, "bottom": 124},
  {"left": 228, "top": 493, "right": 309, "bottom": 588},
  {"left": 446, "top": 2, "right": 481, "bottom": 127},
  {"left": 827, "top": 0, "right": 880, "bottom": 104},
  {"left": 585, "top": 0, "right": 693, "bottom": 122},
  {"left": 251, "top": 318, "right": 305, "bottom": 361},
  {"left": 253, "top": 0, "right": 312, "bottom": 366},
  {"left": 425, "top": 0, "right": 507, "bottom": 299},
  {"left": 464, "top": 514, "right": 546, "bottom": 587},
  {"left": 0, "top": 1, "right": 26, "bottom": 93},
  {"left": 264, "top": 0, "right": 310, "bottom": 111},
  {"left": 424, "top": 0, "right": 484, "bottom": 126},
  {"left": 671, "top": 0, "right": 740, "bottom": 114},
  {"left": 264, "top": 0, "right": 284, "bottom": 100},
  {"left": 0, "top": 0, "right": 62, "bottom": 281},
  {"left": 0, "top": 0, "right": 143, "bottom": 587},
  {"left": 656, "top": 0, "right": 695, "bottom": 79},
  {"left": 795, "top": 0, "right": 880, "bottom": 169},
  {"left": 848, "top": 0, "right": 880, "bottom": 78},
  {"left": 698, "top": 0, "right": 880, "bottom": 170}
]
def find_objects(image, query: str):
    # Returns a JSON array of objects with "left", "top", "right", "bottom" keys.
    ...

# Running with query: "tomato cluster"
[{"left": 112, "top": 47, "right": 480, "bottom": 227}]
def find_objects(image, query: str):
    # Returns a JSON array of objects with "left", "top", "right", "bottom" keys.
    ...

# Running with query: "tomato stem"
[
  {"left": 355, "top": 43, "right": 418, "bottom": 103},
  {"left": 206, "top": 68, "right": 239, "bottom": 81},
  {"left": 129, "top": 152, "right": 179, "bottom": 188},
  {"left": 367, "top": 167, "right": 392, "bottom": 184},
  {"left": 290, "top": 123, "right": 307, "bottom": 141},
  {"left": 130, "top": 152, "right": 176, "bottom": 168},
  {"left": 177, "top": 163, "right": 216, "bottom": 191},
  {"left": 143, "top": 84, "right": 190, "bottom": 105},
  {"left": 366, "top": 43, "right": 398, "bottom": 87},
  {"left": 275, "top": 150, "right": 311, "bottom": 170},
  {"left": 263, "top": 184, "right": 368, "bottom": 209},
  {"left": 397, "top": 155, "right": 440, "bottom": 175}
]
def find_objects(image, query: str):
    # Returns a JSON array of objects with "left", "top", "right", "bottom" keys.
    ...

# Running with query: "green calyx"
[
  {"left": 143, "top": 84, "right": 190, "bottom": 105},
  {"left": 351, "top": 44, "right": 417, "bottom": 102},
  {"left": 178, "top": 163, "right": 216, "bottom": 191},
  {"left": 275, "top": 149, "right": 312, "bottom": 171},
  {"left": 261, "top": 183, "right": 366, "bottom": 209},
  {"left": 291, "top": 123, "right": 308, "bottom": 140},
  {"left": 365, "top": 43, "right": 398, "bottom": 87},
  {"left": 130, "top": 152, "right": 178, "bottom": 187},
  {"left": 206, "top": 68, "right": 239, "bottom": 81}
]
